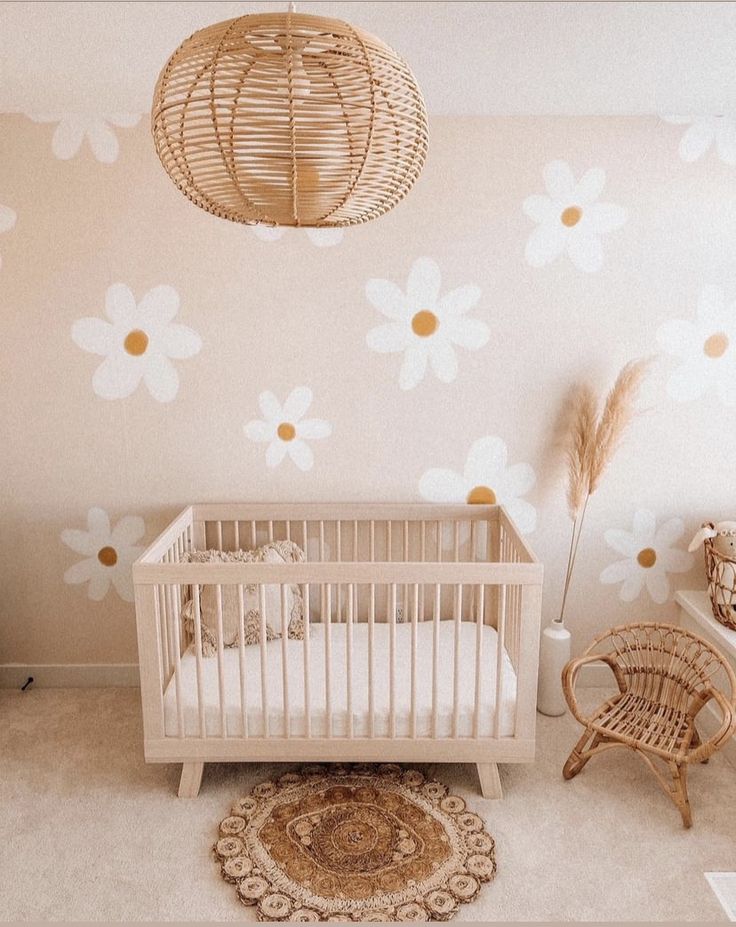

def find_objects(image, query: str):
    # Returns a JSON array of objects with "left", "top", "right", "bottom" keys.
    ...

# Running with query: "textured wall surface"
[{"left": 1, "top": 113, "right": 733, "bottom": 665}]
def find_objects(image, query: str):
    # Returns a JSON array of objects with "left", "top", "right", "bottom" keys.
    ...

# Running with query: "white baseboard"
[
  {"left": 576, "top": 660, "right": 617, "bottom": 687},
  {"left": 0, "top": 663, "right": 139, "bottom": 688}
]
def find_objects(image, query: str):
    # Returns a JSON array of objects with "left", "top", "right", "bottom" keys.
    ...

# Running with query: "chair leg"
[
  {"left": 563, "top": 729, "right": 599, "bottom": 780},
  {"left": 669, "top": 761, "right": 693, "bottom": 828},
  {"left": 178, "top": 762, "right": 204, "bottom": 798}
]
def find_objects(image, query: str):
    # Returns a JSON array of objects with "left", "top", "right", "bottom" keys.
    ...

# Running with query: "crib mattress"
[{"left": 163, "top": 620, "right": 518, "bottom": 739}]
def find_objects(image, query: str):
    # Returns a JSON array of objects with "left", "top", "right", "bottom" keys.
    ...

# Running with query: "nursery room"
[{"left": 2, "top": 0, "right": 736, "bottom": 922}]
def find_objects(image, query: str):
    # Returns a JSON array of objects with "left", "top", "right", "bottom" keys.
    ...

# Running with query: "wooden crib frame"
[{"left": 132, "top": 503, "right": 543, "bottom": 798}]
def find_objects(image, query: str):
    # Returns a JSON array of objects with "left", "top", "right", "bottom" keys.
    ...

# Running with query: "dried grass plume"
[{"left": 565, "top": 384, "right": 598, "bottom": 519}]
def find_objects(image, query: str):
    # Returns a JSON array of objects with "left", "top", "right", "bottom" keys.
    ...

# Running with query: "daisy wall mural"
[{"left": 0, "top": 113, "right": 731, "bottom": 668}]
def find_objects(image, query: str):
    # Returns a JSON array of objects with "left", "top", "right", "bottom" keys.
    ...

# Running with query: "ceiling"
[{"left": 1, "top": 1, "right": 735, "bottom": 115}]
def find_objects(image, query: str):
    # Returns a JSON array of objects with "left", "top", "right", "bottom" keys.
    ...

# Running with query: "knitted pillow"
[{"left": 181, "top": 540, "right": 305, "bottom": 656}]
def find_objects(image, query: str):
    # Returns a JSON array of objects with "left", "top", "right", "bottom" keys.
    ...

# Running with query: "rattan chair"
[{"left": 562, "top": 622, "right": 736, "bottom": 827}]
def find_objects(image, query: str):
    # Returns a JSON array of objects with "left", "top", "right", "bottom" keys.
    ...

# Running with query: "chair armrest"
[
  {"left": 688, "top": 688, "right": 736, "bottom": 764},
  {"left": 562, "top": 653, "right": 626, "bottom": 724}
]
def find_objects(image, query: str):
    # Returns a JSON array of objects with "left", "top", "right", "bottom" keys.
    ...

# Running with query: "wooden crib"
[{"left": 132, "top": 503, "right": 543, "bottom": 799}]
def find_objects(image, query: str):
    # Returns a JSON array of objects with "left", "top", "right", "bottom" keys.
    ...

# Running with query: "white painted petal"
[
  {"left": 604, "top": 529, "right": 639, "bottom": 558},
  {"left": 679, "top": 120, "right": 715, "bottom": 162},
  {"left": 266, "top": 439, "right": 288, "bottom": 468},
  {"left": 245, "top": 419, "right": 276, "bottom": 442},
  {"left": 64, "top": 558, "right": 97, "bottom": 585},
  {"left": 575, "top": 167, "right": 606, "bottom": 205},
  {"left": 525, "top": 222, "right": 567, "bottom": 267},
  {"left": 51, "top": 118, "right": 85, "bottom": 159},
  {"left": 60, "top": 529, "right": 97, "bottom": 556},
  {"left": 503, "top": 497, "right": 537, "bottom": 534},
  {"left": 138, "top": 285, "right": 180, "bottom": 327},
  {"left": 298, "top": 418, "right": 331, "bottom": 439},
  {"left": 399, "top": 343, "right": 428, "bottom": 390},
  {"left": 157, "top": 323, "right": 201, "bottom": 359},
  {"left": 585, "top": 202, "right": 627, "bottom": 234},
  {"left": 656, "top": 319, "right": 699, "bottom": 357},
  {"left": 406, "top": 257, "right": 441, "bottom": 306},
  {"left": 111, "top": 515, "right": 145, "bottom": 547},
  {"left": 92, "top": 353, "right": 143, "bottom": 400},
  {"left": 697, "top": 285, "right": 727, "bottom": 328},
  {"left": 418, "top": 468, "right": 468, "bottom": 503},
  {"left": 283, "top": 386, "right": 313, "bottom": 422},
  {"left": 306, "top": 228, "right": 344, "bottom": 247},
  {"left": 88, "top": 571, "right": 112, "bottom": 601},
  {"left": 438, "top": 285, "right": 482, "bottom": 318},
  {"left": 252, "top": 225, "right": 286, "bottom": 242},
  {"left": 645, "top": 570, "right": 670, "bottom": 605},
  {"left": 654, "top": 517, "right": 686, "bottom": 550},
  {"left": 288, "top": 439, "right": 314, "bottom": 471},
  {"left": 667, "top": 357, "right": 710, "bottom": 402},
  {"left": 106, "top": 113, "right": 142, "bottom": 129},
  {"left": 715, "top": 118, "right": 736, "bottom": 165},
  {"left": 659, "top": 547, "right": 694, "bottom": 574},
  {"left": 522, "top": 194, "right": 557, "bottom": 224},
  {"left": 105, "top": 283, "right": 136, "bottom": 324},
  {"left": 366, "top": 322, "right": 410, "bottom": 353},
  {"left": 566, "top": 232, "right": 604, "bottom": 273},
  {"left": 428, "top": 339, "right": 458, "bottom": 383},
  {"left": 71, "top": 317, "right": 116, "bottom": 355},
  {"left": 365, "top": 278, "right": 408, "bottom": 320},
  {"left": 443, "top": 317, "right": 489, "bottom": 350},
  {"left": 143, "top": 353, "right": 179, "bottom": 403},
  {"left": 0, "top": 204, "right": 16, "bottom": 233},
  {"left": 86, "top": 120, "right": 120, "bottom": 164},
  {"left": 87, "top": 506, "right": 111, "bottom": 538},
  {"left": 619, "top": 573, "right": 645, "bottom": 602},
  {"left": 464, "top": 436, "right": 507, "bottom": 487},
  {"left": 258, "top": 391, "right": 282, "bottom": 421},
  {"left": 543, "top": 160, "right": 576, "bottom": 200},
  {"left": 632, "top": 509, "right": 657, "bottom": 544},
  {"left": 111, "top": 569, "right": 135, "bottom": 602},
  {"left": 600, "top": 560, "right": 635, "bottom": 585},
  {"left": 499, "top": 462, "right": 536, "bottom": 499}
]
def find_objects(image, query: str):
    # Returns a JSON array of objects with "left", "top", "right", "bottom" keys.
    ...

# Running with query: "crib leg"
[
  {"left": 477, "top": 763, "right": 502, "bottom": 800},
  {"left": 178, "top": 762, "right": 204, "bottom": 798}
]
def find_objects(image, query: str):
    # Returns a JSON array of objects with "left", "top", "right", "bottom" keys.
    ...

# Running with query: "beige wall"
[{"left": 1, "top": 113, "right": 733, "bottom": 666}]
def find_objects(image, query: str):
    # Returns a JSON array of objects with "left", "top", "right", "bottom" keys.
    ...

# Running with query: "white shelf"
[{"left": 675, "top": 589, "right": 736, "bottom": 661}]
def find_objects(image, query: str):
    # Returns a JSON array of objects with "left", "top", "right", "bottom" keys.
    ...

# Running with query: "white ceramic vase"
[{"left": 537, "top": 619, "right": 572, "bottom": 716}]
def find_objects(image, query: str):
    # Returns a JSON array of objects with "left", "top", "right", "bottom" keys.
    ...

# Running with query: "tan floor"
[{"left": 0, "top": 686, "right": 733, "bottom": 922}]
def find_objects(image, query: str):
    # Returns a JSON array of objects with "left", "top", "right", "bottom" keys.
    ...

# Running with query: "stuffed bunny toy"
[{"left": 689, "top": 521, "right": 736, "bottom": 620}]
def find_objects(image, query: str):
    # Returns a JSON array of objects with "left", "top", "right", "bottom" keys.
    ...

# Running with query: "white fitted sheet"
[{"left": 163, "top": 620, "right": 517, "bottom": 739}]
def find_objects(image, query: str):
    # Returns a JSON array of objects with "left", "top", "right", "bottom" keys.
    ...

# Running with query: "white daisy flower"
[
  {"left": 72, "top": 283, "right": 201, "bottom": 403},
  {"left": 600, "top": 509, "right": 693, "bottom": 604},
  {"left": 0, "top": 203, "right": 17, "bottom": 269},
  {"left": 418, "top": 436, "right": 537, "bottom": 535},
  {"left": 250, "top": 226, "right": 344, "bottom": 248},
  {"left": 523, "top": 160, "right": 627, "bottom": 273},
  {"left": 61, "top": 507, "right": 145, "bottom": 602},
  {"left": 663, "top": 115, "right": 736, "bottom": 165},
  {"left": 365, "top": 257, "right": 489, "bottom": 390},
  {"left": 657, "top": 285, "right": 736, "bottom": 405},
  {"left": 30, "top": 113, "right": 141, "bottom": 164},
  {"left": 245, "top": 387, "right": 332, "bottom": 471}
]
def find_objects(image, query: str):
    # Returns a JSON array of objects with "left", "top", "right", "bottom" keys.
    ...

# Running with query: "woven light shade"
[{"left": 151, "top": 12, "right": 428, "bottom": 228}]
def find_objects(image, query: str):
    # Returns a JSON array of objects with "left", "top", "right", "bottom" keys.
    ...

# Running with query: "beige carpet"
[{"left": 0, "top": 686, "right": 733, "bottom": 922}]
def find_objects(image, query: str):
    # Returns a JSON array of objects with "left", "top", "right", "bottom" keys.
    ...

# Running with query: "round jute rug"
[{"left": 213, "top": 763, "right": 496, "bottom": 922}]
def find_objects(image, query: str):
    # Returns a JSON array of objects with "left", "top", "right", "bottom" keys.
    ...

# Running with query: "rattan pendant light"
[{"left": 151, "top": 7, "right": 428, "bottom": 228}]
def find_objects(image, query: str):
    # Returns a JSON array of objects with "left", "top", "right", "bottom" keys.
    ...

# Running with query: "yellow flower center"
[
  {"left": 277, "top": 422, "right": 296, "bottom": 442},
  {"left": 704, "top": 332, "right": 729, "bottom": 359},
  {"left": 637, "top": 547, "right": 657, "bottom": 569},
  {"left": 467, "top": 485, "right": 497, "bottom": 505},
  {"left": 124, "top": 329, "right": 149, "bottom": 356},
  {"left": 561, "top": 205, "right": 583, "bottom": 227},
  {"left": 411, "top": 310, "right": 439, "bottom": 337},
  {"left": 97, "top": 546, "right": 118, "bottom": 567}
]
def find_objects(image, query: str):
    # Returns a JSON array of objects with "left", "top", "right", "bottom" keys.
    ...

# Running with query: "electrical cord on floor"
[{"left": 20, "top": 677, "right": 33, "bottom": 691}]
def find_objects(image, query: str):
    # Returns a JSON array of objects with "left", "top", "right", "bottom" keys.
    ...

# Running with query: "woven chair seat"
[{"left": 590, "top": 691, "right": 694, "bottom": 757}]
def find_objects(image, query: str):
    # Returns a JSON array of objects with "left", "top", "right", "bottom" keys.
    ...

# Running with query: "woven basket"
[{"left": 703, "top": 524, "right": 736, "bottom": 631}]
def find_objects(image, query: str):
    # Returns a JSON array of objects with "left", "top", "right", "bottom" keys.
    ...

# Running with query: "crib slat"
[
  {"left": 495, "top": 584, "right": 507, "bottom": 738},
  {"left": 215, "top": 584, "right": 227, "bottom": 738},
  {"left": 369, "top": 521, "right": 375, "bottom": 561},
  {"left": 369, "top": 581, "right": 375, "bottom": 737},
  {"left": 432, "top": 582, "right": 440, "bottom": 738},
  {"left": 268, "top": 520, "right": 274, "bottom": 543},
  {"left": 319, "top": 521, "right": 325, "bottom": 561},
  {"left": 237, "top": 583, "right": 248, "bottom": 738},
  {"left": 216, "top": 520, "right": 223, "bottom": 550},
  {"left": 192, "top": 583, "right": 206, "bottom": 739},
  {"left": 158, "top": 580, "right": 169, "bottom": 683},
  {"left": 473, "top": 583, "right": 484, "bottom": 738},
  {"left": 325, "top": 583, "right": 332, "bottom": 737},
  {"left": 234, "top": 520, "right": 240, "bottom": 549},
  {"left": 281, "top": 583, "right": 290, "bottom": 738},
  {"left": 390, "top": 583, "right": 397, "bottom": 738},
  {"left": 251, "top": 520, "right": 257, "bottom": 547},
  {"left": 347, "top": 583, "right": 354, "bottom": 738},
  {"left": 454, "top": 521, "right": 460, "bottom": 562},
  {"left": 410, "top": 583, "right": 419, "bottom": 738},
  {"left": 452, "top": 583, "right": 462, "bottom": 737},
  {"left": 303, "top": 584, "right": 311, "bottom": 738},
  {"left": 259, "top": 584, "right": 269, "bottom": 737},
  {"left": 353, "top": 520, "right": 358, "bottom": 562},
  {"left": 302, "top": 521, "right": 308, "bottom": 559},
  {"left": 172, "top": 586, "right": 184, "bottom": 738}
]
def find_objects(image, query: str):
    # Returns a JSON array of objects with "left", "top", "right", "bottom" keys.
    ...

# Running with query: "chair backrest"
[{"left": 587, "top": 622, "right": 736, "bottom": 712}]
